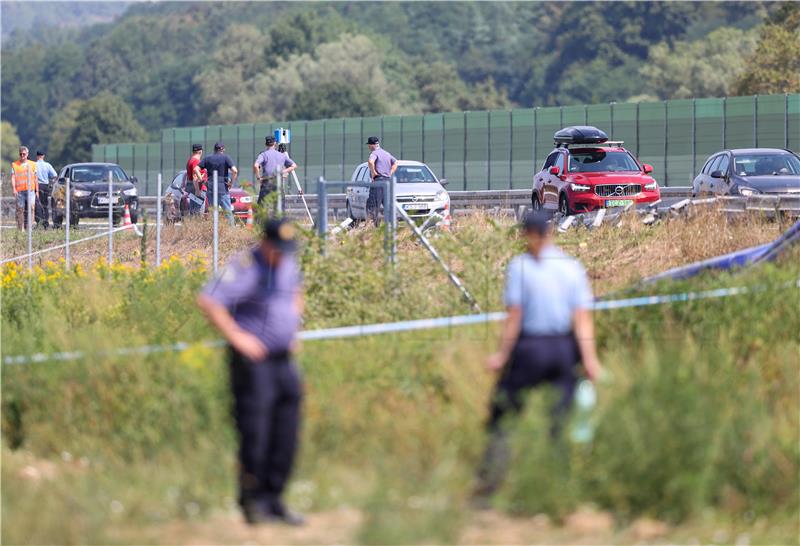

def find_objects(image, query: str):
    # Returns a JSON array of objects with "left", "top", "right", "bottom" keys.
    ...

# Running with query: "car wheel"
[
  {"left": 531, "top": 192, "right": 542, "bottom": 211},
  {"left": 346, "top": 199, "right": 360, "bottom": 225},
  {"left": 559, "top": 193, "right": 572, "bottom": 216}
]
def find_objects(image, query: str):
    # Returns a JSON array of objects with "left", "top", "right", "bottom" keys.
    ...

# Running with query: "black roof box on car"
[{"left": 554, "top": 126, "right": 609, "bottom": 147}]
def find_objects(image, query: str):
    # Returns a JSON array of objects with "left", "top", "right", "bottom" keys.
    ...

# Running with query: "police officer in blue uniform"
[
  {"left": 197, "top": 218, "right": 305, "bottom": 526},
  {"left": 254, "top": 136, "right": 298, "bottom": 205},
  {"left": 474, "top": 210, "right": 603, "bottom": 502}
]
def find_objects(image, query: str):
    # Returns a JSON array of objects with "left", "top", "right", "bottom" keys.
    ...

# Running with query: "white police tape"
[
  {"left": 0, "top": 225, "right": 139, "bottom": 265},
  {"left": 4, "top": 280, "right": 798, "bottom": 367}
]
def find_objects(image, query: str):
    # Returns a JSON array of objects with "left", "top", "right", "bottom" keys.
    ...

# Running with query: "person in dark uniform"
[
  {"left": 197, "top": 218, "right": 305, "bottom": 526},
  {"left": 254, "top": 136, "right": 297, "bottom": 205},
  {"left": 474, "top": 210, "right": 602, "bottom": 503},
  {"left": 366, "top": 136, "right": 397, "bottom": 226}
]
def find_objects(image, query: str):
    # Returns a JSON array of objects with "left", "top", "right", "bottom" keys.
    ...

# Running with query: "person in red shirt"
[{"left": 186, "top": 144, "right": 207, "bottom": 215}]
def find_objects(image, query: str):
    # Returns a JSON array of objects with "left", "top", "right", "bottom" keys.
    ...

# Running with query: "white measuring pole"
[
  {"left": 156, "top": 173, "right": 162, "bottom": 266},
  {"left": 213, "top": 170, "right": 219, "bottom": 275},
  {"left": 107, "top": 170, "right": 113, "bottom": 264},
  {"left": 65, "top": 177, "right": 71, "bottom": 267}
]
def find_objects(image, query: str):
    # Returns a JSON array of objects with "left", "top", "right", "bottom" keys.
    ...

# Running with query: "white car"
[{"left": 345, "top": 160, "right": 450, "bottom": 222}]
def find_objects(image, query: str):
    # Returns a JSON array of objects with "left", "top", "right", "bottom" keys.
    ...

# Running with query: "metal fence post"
[
  {"left": 156, "top": 173, "right": 162, "bottom": 266},
  {"left": 341, "top": 118, "right": 346, "bottom": 181},
  {"left": 304, "top": 121, "right": 309, "bottom": 192},
  {"left": 753, "top": 94, "right": 758, "bottom": 147},
  {"left": 722, "top": 96, "right": 727, "bottom": 149},
  {"left": 317, "top": 177, "right": 327, "bottom": 256},
  {"left": 635, "top": 102, "right": 640, "bottom": 157},
  {"left": 387, "top": 177, "right": 396, "bottom": 265},
  {"left": 440, "top": 113, "right": 445, "bottom": 179},
  {"left": 422, "top": 115, "right": 426, "bottom": 164},
  {"left": 463, "top": 111, "right": 468, "bottom": 191},
  {"left": 691, "top": 98, "right": 696, "bottom": 180},
  {"left": 26, "top": 189, "right": 32, "bottom": 272},
  {"left": 65, "top": 177, "right": 71, "bottom": 268},
  {"left": 172, "top": 128, "right": 176, "bottom": 181},
  {"left": 610, "top": 101, "right": 615, "bottom": 138},
  {"left": 145, "top": 144, "right": 150, "bottom": 196},
  {"left": 785, "top": 93, "right": 790, "bottom": 148},
  {"left": 533, "top": 107, "right": 538, "bottom": 172},
  {"left": 487, "top": 110, "right": 491, "bottom": 190},
  {"left": 400, "top": 115, "right": 404, "bottom": 158},
  {"left": 322, "top": 120, "right": 326, "bottom": 181},
  {"left": 664, "top": 100, "right": 669, "bottom": 186},
  {"left": 213, "top": 171, "right": 219, "bottom": 275},
  {"left": 509, "top": 109, "right": 513, "bottom": 190},
  {"left": 108, "top": 170, "right": 113, "bottom": 264}
]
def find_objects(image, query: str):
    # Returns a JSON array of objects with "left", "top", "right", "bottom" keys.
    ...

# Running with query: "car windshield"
[
  {"left": 733, "top": 153, "right": 800, "bottom": 176},
  {"left": 568, "top": 150, "right": 640, "bottom": 173},
  {"left": 394, "top": 165, "right": 437, "bottom": 183},
  {"left": 72, "top": 165, "right": 128, "bottom": 182}
]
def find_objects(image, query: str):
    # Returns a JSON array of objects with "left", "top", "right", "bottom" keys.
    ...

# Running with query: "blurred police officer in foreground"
[
  {"left": 254, "top": 136, "right": 297, "bottom": 205},
  {"left": 474, "top": 210, "right": 602, "bottom": 503},
  {"left": 366, "top": 136, "right": 397, "bottom": 226},
  {"left": 197, "top": 218, "right": 305, "bottom": 526}
]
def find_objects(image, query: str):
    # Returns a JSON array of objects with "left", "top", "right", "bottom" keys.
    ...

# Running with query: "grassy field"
[{"left": 2, "top": 210, "right": 799, "bottom": 544}]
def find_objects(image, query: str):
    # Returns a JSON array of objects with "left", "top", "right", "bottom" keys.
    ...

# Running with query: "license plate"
[
  {"left": 403, "top": 203, "right": 427, "bottom": 211},
  {"left": 97, "top": 196, "right": 114, "bottom": 204},
  {"left": 606, "top": 199, "right": 633, "bottom": 208}
]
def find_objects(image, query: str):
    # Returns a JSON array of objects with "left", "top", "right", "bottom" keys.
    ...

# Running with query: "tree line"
[{"left": 2, "top": 1, "right": 798, "bottom": 168}]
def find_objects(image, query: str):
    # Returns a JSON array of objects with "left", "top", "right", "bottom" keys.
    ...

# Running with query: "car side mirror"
[
  {"left": 642, "top": 164, "right": 653, "bottom": 174},
  {"left": 439, "top": 178, "right": 448, "bottom": 186},
  {"left": 549, "top": 166, "right": 560, "bottom": 175},
  {"left": 58, "top": 177, "right": 65, "bottom": 184},
  {"left": 710, "top": 170, "right": 724, "bottom": 179},
  {"left": 130, "top": 176, "right": 138, "bottom": 184}
]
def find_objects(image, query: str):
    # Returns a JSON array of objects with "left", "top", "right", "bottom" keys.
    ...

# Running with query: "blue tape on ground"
[{"left": 3, "top": 280, "right": 798, "bottom": 366}]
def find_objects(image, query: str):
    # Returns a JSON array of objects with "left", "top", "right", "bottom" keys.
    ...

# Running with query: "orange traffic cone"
[
  {"left": 122, "top": 204, "right": 134, "bottom": 230},
  {"left": 442, "top": 202, "right": 451, "bottom": 231},
  {"left": 245, "top": 207, "right": 254, "bottom": 229}
]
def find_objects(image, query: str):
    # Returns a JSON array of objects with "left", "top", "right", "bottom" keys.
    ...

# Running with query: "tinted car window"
[
  {"left": 717, "top": 155, "right": 730, "bottom": 175},
  {"left": 555, "top": 153, "right": 566, "bottom": 172},
  {"left": 395, "top": 165, "right": 437, "bottom": 183},
  {"left": 707, "top": 155, "right": 724, "bottom": 174},
  {"left": 733, "top": 153, "right": 800, "bottom": 176},
  {"left": 701, "top": 156, "right": 717, "bottom": 175},
  {"left": 568, "top": 150, "right": 640, "bottom": 173},
  {"left": 543, "top": 152, "right": 559, "bottom": 170},
  {"left": 71, "top": 165, "right": 128, "bottom": 183}
]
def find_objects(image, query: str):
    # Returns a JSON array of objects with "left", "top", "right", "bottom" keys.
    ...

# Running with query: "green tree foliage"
[
  {"left": 44, "top": 100, "right": 85, "bottom": 167},
  {"left": 1, "top": 121, "right": 22, "bottom": 169},
  {"left": 640, "top": 27, "right": 758, "bottom": 100},
  {"left": 289, "top": 82, "right": 385, "bottom": 120},
  {"left": 60, "top": 92, "right": 146, "bottom": 163},
  {"left": 735, "top": 3, "right": 800, "bottom": 95}
]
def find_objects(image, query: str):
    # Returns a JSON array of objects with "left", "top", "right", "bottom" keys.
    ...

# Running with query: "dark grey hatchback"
[
  {"left": 692, "top": 148, "right": 800, "bottom": 197},
  {"left": 51, "top": 163, "right": 140, "bottom": 226}
]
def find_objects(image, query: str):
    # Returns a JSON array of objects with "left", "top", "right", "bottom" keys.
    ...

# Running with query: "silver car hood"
[{"left": 394, "top": 182, "right": 445, "bottom": 197}]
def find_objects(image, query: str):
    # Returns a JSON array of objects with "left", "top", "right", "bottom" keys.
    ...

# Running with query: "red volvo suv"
[{"left": 532, "top": 126, "right": 661, "bottom": 216}]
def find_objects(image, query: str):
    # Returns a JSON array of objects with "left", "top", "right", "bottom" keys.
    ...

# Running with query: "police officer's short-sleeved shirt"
[
  {"left": 368, "top": 147, "right": 397, "bottom": 179},
  {"left": 256, "top": 148, "right": 295, "bottom": 178},
  {"left": 199, "top": 152, "right": 235, "bottom": 195},
  {"left": 202, "top": 248, "right": 303, "bottom": 353},
  {"left": 504, "top": 245, "right": 593, "bottom": 335}
]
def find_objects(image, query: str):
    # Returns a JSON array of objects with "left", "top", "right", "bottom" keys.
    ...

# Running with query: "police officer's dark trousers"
[
  {"left": 367, "top": 177, "right": 387, "bottom": 226},
  {"left": 476, "top": 333, "right": 579, "bottom": 497},
  {"left": 257, "top": 176, "right": 278, "bottom": 205},
  {"left": 229, "top": 348, "right": 303, "bottom": 515},
  {"left": 36, "top": 185, "right": 51, "bottom": 227}
]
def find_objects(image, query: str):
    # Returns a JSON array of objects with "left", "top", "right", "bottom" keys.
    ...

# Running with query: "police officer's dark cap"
[
  {"left": 265, "top": 136, "right": 276, "bottom": 146},
  {"left": 263, "top": 218, "right": 298, "bottom": 252},
  {"left": 366, "top": 136, "right": 380, "bottom": 145},
  {"left": 36, "top": 150, "right": 45, "bottom": 156},
  {"left": 192, "top": 143, "right": 203, "bottom": 152},
  {"left": 521, "top": 210, "right": 551, "bottom": 235},
  {"left": 214, "top": 141, "right": 225, "bottom": 150}
]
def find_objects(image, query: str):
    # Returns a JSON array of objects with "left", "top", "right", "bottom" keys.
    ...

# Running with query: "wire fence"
[{"left": 93, "top": 94, "right": 800, "bottom": 195}]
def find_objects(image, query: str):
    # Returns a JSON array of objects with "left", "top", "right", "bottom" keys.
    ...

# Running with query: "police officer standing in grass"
[
  {"left": 474, "top": 210, "right": 603, "bottom": 504},
  {"left": 199, "top": 142, "right": 238, "bottom": 225},
  {"left": 366, "top": 136, "right": 397, "bottom": 226},
  {"left": 197, "top": 217, "right": 305, "bottom": 526},
  {"left": 254, "top": 136, "right": 297, "bottom": 205},
  {"left": 34, "top": 150, "right": 57, "bottom": 228}
]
